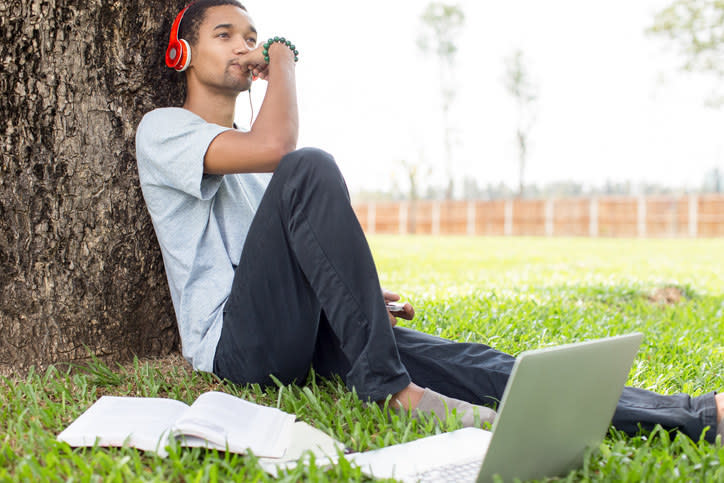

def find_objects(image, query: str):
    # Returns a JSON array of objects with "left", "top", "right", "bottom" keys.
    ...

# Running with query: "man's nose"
[{"left": 234, "top": 41, "right": 250, "bottom": 55}]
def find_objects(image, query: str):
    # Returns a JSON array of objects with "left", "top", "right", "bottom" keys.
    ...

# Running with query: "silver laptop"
[{"left": 347, "top": 333, "right": 643, "bottom": 482}]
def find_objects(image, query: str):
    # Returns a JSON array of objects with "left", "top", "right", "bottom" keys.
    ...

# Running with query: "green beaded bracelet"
[{"left": 262, "top": 36, "right": 299, "bottom": 64}]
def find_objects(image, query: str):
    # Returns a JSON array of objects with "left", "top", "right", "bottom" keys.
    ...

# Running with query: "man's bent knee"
[
  {"left": 277, "top": 147, "right": 341, "bottom": 184},
  {"left": 274, "top": 148, "right": 349, "bottom": 206}
]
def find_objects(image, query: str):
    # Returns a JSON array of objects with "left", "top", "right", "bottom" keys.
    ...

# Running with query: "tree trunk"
[{"left": 0, "top": 0, "right": 188, "bottom": 374}]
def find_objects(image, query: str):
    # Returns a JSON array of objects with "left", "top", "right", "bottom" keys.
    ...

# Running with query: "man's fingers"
[{"left": 253, "top": 64, "right": 270, "bottom": 80}]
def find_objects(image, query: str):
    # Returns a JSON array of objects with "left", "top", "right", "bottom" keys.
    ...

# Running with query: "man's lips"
[{"left": 228, "top": 62, "right": 251, "bottom": 75}]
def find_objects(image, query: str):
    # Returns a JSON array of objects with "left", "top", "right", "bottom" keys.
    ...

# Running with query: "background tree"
[
  {"left": 0, "top": 0, "right": 188, "bottom": 374},
  {"left": 504, "top": 49, "right": 538, "bottom": 198},
  {"left": 702, "top": 166, "right": 723, "bottom": 192},
  {"left": 417, "top": 2, "right": 465, "bottom": 200},
  {"left": 649, "top": 0, "right": 724, "bottom": 105},
  {"left": 398, "top": 156, "right": 433, "bottom": 233}
]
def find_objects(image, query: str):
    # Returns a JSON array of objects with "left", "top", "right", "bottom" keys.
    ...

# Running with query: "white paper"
[
  {"left": 57, "top": 396, "right": 189, "bottom": 456},
  {"left": 257, "top": 421, "right": 345, "bottom": 476},
  {"left": 171, "top": 391, "right": 295, "bottom": 458},
  {"left": 58, "top": 392, "right": 299, "bottom": 460}
]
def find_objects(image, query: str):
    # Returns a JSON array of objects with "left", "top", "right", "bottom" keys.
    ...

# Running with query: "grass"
[{"left": 2, "top": 235, "right": 724, "bottom": 481}]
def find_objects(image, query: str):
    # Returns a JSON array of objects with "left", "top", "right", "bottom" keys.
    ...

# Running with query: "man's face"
[{"left": 188, "top": 5, "right": 258, "bottom": 94}]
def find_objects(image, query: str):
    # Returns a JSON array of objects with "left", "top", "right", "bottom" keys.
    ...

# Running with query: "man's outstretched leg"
[{"left": 392, "top": 327, "right": 723, "bottom": 444}]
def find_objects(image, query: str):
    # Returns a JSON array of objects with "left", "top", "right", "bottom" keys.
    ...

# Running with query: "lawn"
[{"left": 2, "top": 236, "right": 723, "bottom": 481}]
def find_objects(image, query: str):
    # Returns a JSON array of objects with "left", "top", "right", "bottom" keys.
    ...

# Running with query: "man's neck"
[{"left": 183, "top": 90, "right": 238, "bottom": 128}]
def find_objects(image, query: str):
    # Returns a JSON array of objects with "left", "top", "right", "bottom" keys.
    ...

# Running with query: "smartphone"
[{"left": 386, "top": 302, "right": 406, "bottom": 313}]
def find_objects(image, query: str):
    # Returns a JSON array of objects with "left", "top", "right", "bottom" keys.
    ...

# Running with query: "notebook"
[{"left": 347, "top": 333, "right": 643, "bottom": 482}]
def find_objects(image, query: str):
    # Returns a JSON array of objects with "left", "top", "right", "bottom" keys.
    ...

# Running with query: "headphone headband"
[{"left": 165, "top": 5, "right": 191, "bottom": 71}]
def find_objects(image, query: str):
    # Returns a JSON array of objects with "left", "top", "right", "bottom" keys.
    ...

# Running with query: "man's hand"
[
  {"left": 239, "top": 45, "right": 269, "bottom": 80},
  {"left": 242, "top": 47, "right": 269, "bottom": 80},
  {"left": 382, "top": 289, "right": 415, "bottom": 327},
  {"left": 242, "top": 42, "right": 294, "bottom": 81}
]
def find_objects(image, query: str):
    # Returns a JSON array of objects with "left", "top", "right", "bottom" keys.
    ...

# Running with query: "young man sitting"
[{"left": 135, "top": 0, "right": 724, "bottom": 444}]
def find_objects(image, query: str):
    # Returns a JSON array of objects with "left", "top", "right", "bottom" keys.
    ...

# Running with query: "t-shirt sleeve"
[{"left": 135, "top": 109, "right": 231, "bottom": 200}]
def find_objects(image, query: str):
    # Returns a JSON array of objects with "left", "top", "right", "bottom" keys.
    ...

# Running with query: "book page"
[
  {"left": 172, "top": 391, "right": 295, "bottom": 458},
  {"left": 57, "top": 396, "right": 189, "bottom": 456}
]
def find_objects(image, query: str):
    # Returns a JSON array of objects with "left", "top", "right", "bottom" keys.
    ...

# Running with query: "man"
[{"left": 136, "top": 0, "right": 724, "bottom": 443}]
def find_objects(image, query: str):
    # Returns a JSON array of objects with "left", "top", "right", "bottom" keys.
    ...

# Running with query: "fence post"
[
  {"left": 637, "top": 196, "right": 647, "bottom": 238},
  {"left": 545, "top": 199, "right": 554, "bottom": 237},
  {"left": 504, "top": 199, "right": 513, "bottom": 236},
  {"left": 688, "top": 194, "right": 698, "bottom": 238},
  {"left": 368, "top": 202, "right": 376, "bottom": 235},
  {"left": 589, "top": 197, "right": 598, "bottom": 237},
  {"left": 467, "top": 201, "right": 476, "bottom": 236},
  {"left": 432, "top": 202, "right": 441, "bottom": 235},
  {"left": 399, "top": 202, "right": 408, "bottom": 235}
]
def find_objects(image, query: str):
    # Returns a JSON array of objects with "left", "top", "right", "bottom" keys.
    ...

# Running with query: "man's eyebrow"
[{"left": 213, "top": 23, "right": 257, "bottom": 35}]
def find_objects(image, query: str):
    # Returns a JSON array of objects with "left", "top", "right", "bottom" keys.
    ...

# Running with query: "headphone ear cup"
[
  {"left": 165, "top": 39, "right": 182, "bottom": 69},
  {"left": 175, "top": 39, "right": 191, "bottom": 72}
]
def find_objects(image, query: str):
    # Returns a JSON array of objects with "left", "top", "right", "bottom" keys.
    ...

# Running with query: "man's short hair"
[{"left": 178, "top": 0, "right": 247, "bottom": 47}]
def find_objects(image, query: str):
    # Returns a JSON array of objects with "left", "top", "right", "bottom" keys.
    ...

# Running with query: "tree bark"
[{"left": 0, "top": 0, "right": 188, "bottom": 374}]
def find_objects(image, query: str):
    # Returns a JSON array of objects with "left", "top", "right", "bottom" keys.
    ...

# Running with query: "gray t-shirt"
[{"left": 135, "top": 107, "right": 271, "bottom": 372}]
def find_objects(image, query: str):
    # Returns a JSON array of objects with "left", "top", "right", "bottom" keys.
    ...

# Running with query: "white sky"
[{"left": 237, "top": 0, "right": 724, "bottom": 196}]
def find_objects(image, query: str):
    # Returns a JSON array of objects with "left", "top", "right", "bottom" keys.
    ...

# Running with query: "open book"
[{"left": 57, "top": 391, "right": 340, "bottom": 461}]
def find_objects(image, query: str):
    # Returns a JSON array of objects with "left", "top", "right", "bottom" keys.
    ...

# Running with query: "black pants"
[{"left": 214, "top": 148, "right": 719, "bottom": 443}]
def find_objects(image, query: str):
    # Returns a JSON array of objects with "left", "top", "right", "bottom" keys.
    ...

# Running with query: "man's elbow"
[{"left": 270, "top": 139, "right": 297, "bottom": 161}]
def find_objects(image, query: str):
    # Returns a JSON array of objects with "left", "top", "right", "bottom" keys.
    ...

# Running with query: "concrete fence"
[{"left": 352, "top": 194, "right": 724, "bottom": 237}]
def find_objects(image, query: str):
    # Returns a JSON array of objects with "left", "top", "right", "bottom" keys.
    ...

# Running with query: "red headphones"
[{"left": 165, "top": 5, "right": 192, "bottom": 71}]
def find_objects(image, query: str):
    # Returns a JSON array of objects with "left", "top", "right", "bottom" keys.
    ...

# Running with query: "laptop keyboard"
[{"left": 414, "top": 459, "right": 481, "bottom": 483}]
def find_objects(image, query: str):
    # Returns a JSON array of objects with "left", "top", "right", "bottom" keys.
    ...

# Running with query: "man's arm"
[{"left": 204, "top": 43, "right": 298, "bottom": 174}]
